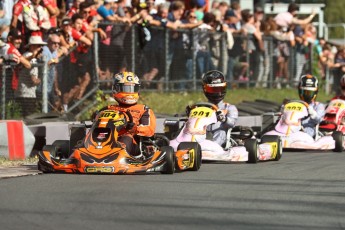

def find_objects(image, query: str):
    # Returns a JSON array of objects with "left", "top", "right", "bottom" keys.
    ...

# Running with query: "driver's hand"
[
  {"left": 127, "top": 122, "right": 137, "bottom": 134},
  {"left": 216, "top": 110, "right": 227, "bottom": 122},
  {"left": 308, "top": 106, "right": 318, "bottom": 119}
]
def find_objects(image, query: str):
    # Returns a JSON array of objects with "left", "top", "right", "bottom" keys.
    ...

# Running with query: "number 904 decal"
[{"left": 190, "top": 107, "right": 214, "bottom": 118}]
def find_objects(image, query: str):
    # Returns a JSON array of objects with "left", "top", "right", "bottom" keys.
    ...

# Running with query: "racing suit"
[
  {"left": 100, "top": 103, "right": 156, "bottom": 155},
  {"left": 207, "top": 100, "right": 238, "bottom": 147},
  {"left": 302, "top": 101, "right": 325, "bottom": 137}
]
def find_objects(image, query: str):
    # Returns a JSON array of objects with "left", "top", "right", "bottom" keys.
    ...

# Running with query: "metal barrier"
[{"left": 1, "top": 22, "right": 332, "bottom": 120}]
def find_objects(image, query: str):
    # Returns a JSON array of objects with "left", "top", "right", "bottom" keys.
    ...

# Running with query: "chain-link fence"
[{"left": 1, "top": 22, "right": 334, "bottom": 120}]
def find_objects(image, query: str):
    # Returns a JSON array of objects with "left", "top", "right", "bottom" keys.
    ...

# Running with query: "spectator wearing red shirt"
[
  {"left": 3, "top": 28, "right": 31, "bottom": 100},
  {"left": 66, "top": 0, "right": 85, "bottom": 18},
  {"left": 61, "top": 14, "right": 92, "bottom": 111},
  {"left": 41, "top": 0, "right": 60, "bottom": 28},
  {"left": 79, "top": 1, "right": 107, "bottom": 41},
  {"left": 11, "top": 0, "right": 31, "bottom": 41}
]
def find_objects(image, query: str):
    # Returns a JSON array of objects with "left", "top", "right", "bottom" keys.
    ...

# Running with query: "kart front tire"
[
  {"left": 161, "top": 146, "right": 175, "bottom": 174},
  {"left": 177, "top": 142, "right": 202, "bottom": 171},
  {"left": 261, "top": 135, "right": 282, "bottom": 161},
  {"left": 332, "top": 131, "right": 343, "bottom": 152},
  {"left": 245, "top": 139, "right": 258, "bottom": 164}
]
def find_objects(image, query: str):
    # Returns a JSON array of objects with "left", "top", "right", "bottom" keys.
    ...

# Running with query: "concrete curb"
[{"left": 0, "top": 165, "right": 41, "bottom": 179}]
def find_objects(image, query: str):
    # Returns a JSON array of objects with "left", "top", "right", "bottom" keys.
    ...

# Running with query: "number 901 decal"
[{"left": 190, "top": 107, "right": 214, "bottom": 118}]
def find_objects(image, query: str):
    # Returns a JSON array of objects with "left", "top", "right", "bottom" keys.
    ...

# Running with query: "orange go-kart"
[{"left": 38, "top": 110, "right": 201, "bottom": 174}]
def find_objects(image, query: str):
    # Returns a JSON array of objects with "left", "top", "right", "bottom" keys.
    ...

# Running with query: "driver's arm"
[
  {"left": 311, "top": 103, "right": 326, "bottom": 123},
  {"left": 137, "top": 106, "right": 156, "bottom": 137},
  {"left": 223, "top": 104, "right": 238, "bottom": 128}
]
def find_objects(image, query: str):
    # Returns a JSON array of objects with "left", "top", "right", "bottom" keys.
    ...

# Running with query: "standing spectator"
[
  {"left": 22, "top": 0, "right": 51, "bottom": 40},
  {"left": 15, "top": 35, "right": 46, "bottom": 117},
  {"left": 333, "top": 47, "right": 345, "bottom": 95},
  {"left": 0, "top": 0, "right": 14, "bottom": 40},
  {"left": 66, "top": 0, "right": 85, "bottom": 18},
  {"left": 62, "top": 13, "right": 92, "bottom": 112},
  {"left": 195, "top": 12, "right": 215, "bottom": 77},
  {"left": 274, "top": 3, "right": 316, "bottom": 30},
  {"left": 41, "top": 34, "right": 63, "bottom": 111},
  {"left": 241, "top": 9, "right": 263, "bottom": 83},
  {"left": 41, "top": 0, "right": 60, "bottom": 28},
  {"left": 293, "top": 24, "right": 308, "bottom": 84},
  {"left": 5, "top": 28, "right": 31, "bottom": 100},
  {"left": 223, "top": 9, "right": 247, "bottom": 84},
  {"left": 11, "top": 0, "right": 31, "bottom": 44},
  {"left": 59, "top": 17, "right": 76, "bottom": 50}
]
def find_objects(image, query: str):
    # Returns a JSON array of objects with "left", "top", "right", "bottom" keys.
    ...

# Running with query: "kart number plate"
[
  {"left": 330, "top": 101, "right": 345, "bottom": 109},
  {"left": 100, "top": 111, "right": 120, "bottom": 119},
  {"left": 190, "top": 107, "right": 213, "bottom": 118},
  {"left": 284, "top": 102, "right": 304, "bottom": 112}
]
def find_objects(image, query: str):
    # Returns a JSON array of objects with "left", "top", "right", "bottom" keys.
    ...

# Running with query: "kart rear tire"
[
  {"left": 332, "top": 131, "right": 343, "bottom": 152},
  {"left": 245, "top": 139, "right": 258, "bottom": 164},
  {"left": 161, "top": 146, "right": 175, "bottom": 174},
  {"left": 177, "top": 142, "right": 202, "bottom": 171},
  {"left": 52, "top": 140, "right": 70, "bottom": 158},
  {"left": 261, "top": 135, "right": 282, "bottom": 161}
]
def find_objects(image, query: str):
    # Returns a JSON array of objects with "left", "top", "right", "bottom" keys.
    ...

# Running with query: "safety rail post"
[
  {"left": 131, "top": 25, "right": 136, "bottom": 74},
  {"left": 245, "top": 35, "right": 250, "bottom": 88},
  {"left": 164, "top": 28, "right": 169, "bottom": 91},
  {"left": 268, "top": 36, "right": 274, "bottom": 89},
  {"left": 94, "top": 23, "right": 100, "bottom": 86},
  {"left": 191, "top": 29, "right": 197, "bottom": 91},
  {"left": 41, "top": 58, "right": 48, "bottom": 113},
  {"left": 1, "top": 65, "right": 6, "bottom": 119}
]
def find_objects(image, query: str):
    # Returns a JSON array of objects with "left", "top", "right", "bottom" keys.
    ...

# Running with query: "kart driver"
[
  {"left": 97, "top": 71, "right": 156, "bottom": 157},
  {"left": 298, "top": 74, "right": 325, "bottom": 137},
  {"left": 192, "top": 70, "right": 238, "bottom": 147},
  {"left": 331, "top": 74, "right": 345, "bottom": 100}
]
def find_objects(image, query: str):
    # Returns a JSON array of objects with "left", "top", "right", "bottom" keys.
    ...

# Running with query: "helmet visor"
[
  {"left": 114, "top": 83, "right": 140, "bottom": 93},
  {"left": 204, "top": 83, "right": 227, "bottom": 93}
]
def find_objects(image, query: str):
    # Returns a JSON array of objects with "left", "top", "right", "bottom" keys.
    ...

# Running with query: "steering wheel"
[{"left": 192, "top": 102, "right": 218, "bottom": 111}]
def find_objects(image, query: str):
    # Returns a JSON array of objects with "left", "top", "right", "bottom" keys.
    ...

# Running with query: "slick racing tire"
[
  {"left": 177, "top": 142, "right": 202, "bottom": 171},
  {"left": 332, "top": 131, "right": 343, "bottom": 152},
  {"left": 161, "top": 146, "right": 175, "bottom": 174},
  {"left": 52, "top": 140, "right": 71, "bottom": 158},
  {"left": 245, "top": 139, "right": 258, "bottom": 164},
  {"left": 261, "top": 135, "right": 282, "bottom": 161}
]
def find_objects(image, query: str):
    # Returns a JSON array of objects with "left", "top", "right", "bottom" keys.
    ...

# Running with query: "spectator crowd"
[{"left": 0, "top": 0, "right": 344, "bottom": 118}]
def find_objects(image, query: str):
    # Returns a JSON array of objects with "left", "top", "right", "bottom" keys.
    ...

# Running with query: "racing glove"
[
  {"left": 185, "top": 105, "right": 192, "bottom": 116},
  {"left": 308, "top": 106, "right": 318, "bottom": 119},
  {"left": 216, "top": 110, "right": 227, "bottom": 123}
]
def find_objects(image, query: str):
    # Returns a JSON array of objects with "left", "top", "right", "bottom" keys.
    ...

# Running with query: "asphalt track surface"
[{"left": 0, "top": 151, "right": 345, "bottom": 230}]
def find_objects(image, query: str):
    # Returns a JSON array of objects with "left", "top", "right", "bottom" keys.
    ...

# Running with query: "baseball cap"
[
  {"left": 8, "top": 28, "right": 22, "bottom": 39},
  {"left": 61, "top": 18, "right": 72, "bottom": 26},
  {"left": 104, "top": 0, "right": 118, "bottom": 3}
]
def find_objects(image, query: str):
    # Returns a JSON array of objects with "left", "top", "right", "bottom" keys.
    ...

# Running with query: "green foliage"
[
  {"left": 5, "top": 100, "right": 22, "bottom": 119},
  {"left": 77, "top": 88, "right": 332, "bottom": 119},
  {"left": 324, "top": 0, "right": 345, "bottom": 38},
  {"left": 78, "top": 90, "right": 114, "bottom": 121}
]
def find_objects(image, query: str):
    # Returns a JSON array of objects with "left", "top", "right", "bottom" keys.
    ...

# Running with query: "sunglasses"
[
  {"left": 83, "top": 10, "right": 90, "bottom": 14},
  {"left": 189, "top": 15, "right": 196, "bottom": 19},
  {"left": 51, "top": 42, "right": 60, "bottom": 45}
]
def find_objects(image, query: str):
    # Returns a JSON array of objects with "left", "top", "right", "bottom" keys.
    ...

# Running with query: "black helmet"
[
  {"left": 298, "top": 74, "right": 318, "bottom": 104},
  {"left": 202, "top": 70, "right": 227, "bottom": 104}
]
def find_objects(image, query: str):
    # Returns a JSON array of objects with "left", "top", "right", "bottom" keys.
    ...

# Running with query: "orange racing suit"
[{"left": 100, "top": 103, "right": 156, "bottom": 155}]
